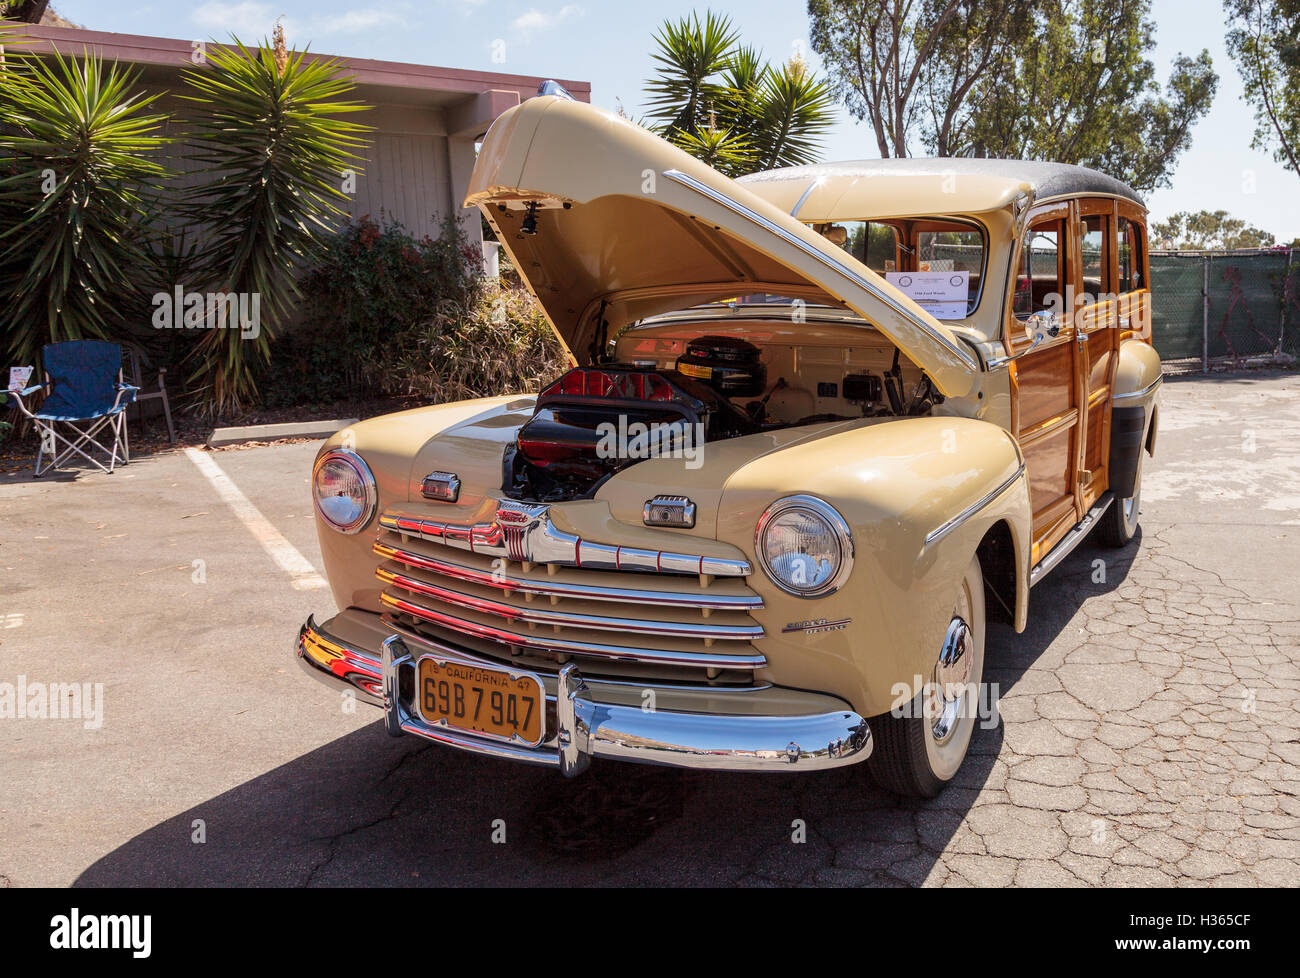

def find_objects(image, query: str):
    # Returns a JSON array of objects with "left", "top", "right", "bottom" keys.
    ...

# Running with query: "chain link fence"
[{"left": 1151, "top": 249, "right": 1299, "bottom": 373}]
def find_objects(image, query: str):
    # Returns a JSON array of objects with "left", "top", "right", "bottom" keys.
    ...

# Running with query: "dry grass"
[{"left": 384, "top": 282, "right": 569, "bottom": 402}]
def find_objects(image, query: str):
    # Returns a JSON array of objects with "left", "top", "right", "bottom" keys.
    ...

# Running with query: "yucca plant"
[
  {"left": 178, "top": 32, "right": 370, "bottom": 415},
  {"left": 644, "top": 10, "right": 835, "bottom": 177},
  {"left": 0, "top": 45, "right": 170, "bottom": 369},
  {"left": 645, "top": 10, "right": 739, "bottom": 137}
]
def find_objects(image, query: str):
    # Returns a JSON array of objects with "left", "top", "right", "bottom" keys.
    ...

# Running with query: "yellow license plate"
[{"left": 416, "top": 658, "right": 544, "bottom": 746}]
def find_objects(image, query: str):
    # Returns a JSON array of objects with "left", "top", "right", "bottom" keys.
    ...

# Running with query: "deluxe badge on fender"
[{"left": 783, "top": 618, "right": 851, "bottom": 635}]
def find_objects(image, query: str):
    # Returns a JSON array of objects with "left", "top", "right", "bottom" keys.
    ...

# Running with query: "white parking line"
[{"left": 184, "top": 448, "right": 328, "bottom": 591}]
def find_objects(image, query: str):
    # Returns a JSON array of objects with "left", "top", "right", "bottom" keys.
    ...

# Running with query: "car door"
[
  {"left": 1073, "top": 199, "right": 1121, "bottom": 512},
  {"left": 1009, "top": 204, "right": 1086, "bottom": 564}
]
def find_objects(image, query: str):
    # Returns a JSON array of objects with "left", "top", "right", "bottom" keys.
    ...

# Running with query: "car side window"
[
  {"left": 1118, "top": 217, "right": 1144, "bottom": 293},
  {"left": 836, "top": 221, "right": 899, "bottom": 273},
  {"left": 1079, "top": 215, "right": 1108, "bottom": 305},
  {"left": 1014, "top": 221, "right": 1062, "bottom": 318}
]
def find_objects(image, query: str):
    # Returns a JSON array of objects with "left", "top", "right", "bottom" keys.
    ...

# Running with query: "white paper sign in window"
[{"left": 885, "top": 270, "right": 969, "bottom": 320}]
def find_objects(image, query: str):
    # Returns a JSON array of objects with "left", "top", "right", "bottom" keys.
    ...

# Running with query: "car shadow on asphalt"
[{"left": 71, "top": 534, "right": 1140, "bottom": 888}]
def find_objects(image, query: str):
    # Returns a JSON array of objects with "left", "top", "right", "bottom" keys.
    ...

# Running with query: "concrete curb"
[{"left": 206, "top": 418, "right": 358, "bottom": 448}]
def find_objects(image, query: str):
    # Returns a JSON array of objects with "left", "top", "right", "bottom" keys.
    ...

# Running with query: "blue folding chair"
[{"left": 8, "top": 341, "right": 139, "bottom": 476}]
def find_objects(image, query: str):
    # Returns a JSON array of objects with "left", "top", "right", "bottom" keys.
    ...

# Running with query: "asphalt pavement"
[{"left": 1, "top": 371, "right": 1297, "bottom": 887}]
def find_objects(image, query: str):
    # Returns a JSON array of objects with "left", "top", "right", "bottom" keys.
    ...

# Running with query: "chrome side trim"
[
  {"left": 789, "top": 177, "right": 825, "bottom": 218},
  {"left": 661, "top": 168, "right": 980, "bottom": 371},
  {"left": 380, "top": 591, "right": 767, "bottom": 670},
  {"left": 1030, "top": 492, "right": 1114, "bottom": 586},
  {"left": 373, "top": 540, "right": 762, "bottom": 609},
  {"left": 379, "top": 503, "right": 751, "bottom": 578},
  {"left": 923, "top": 463, "right": 1026, "bottom": 547},
  {"left": 377, "top": 566, "right": 764, "bottom": 640},
  {"left": 1112, "top": 374, "right": 1163, "bottom": 402}
]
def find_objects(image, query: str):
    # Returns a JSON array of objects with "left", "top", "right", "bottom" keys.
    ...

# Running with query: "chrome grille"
[{"left": 375, "top": 506, "right": 764, "bottom": 684}]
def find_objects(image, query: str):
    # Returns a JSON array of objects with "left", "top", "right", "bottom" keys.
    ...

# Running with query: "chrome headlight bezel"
[
  {"left": 312, "top": 448, "right": 377, "bottom": 535},
  {"left": 755, "top": 494, "right": 854, "bottom": 598}
]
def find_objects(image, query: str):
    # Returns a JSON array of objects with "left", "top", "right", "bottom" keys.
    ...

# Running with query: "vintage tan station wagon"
[{"left": 296, "top": 94, "right": 1161, "bottom": 796}]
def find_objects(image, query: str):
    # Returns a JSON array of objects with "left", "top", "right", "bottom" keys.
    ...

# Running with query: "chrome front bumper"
[{"left": 297, "top": 614, "right": 871, "bottom": 775}]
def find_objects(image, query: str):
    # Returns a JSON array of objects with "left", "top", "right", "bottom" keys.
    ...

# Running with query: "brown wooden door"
[
  {"left": 1073, "top": 200, "right": 1121, "bottom": 512},
  {"left": 1009, "top": 204, "right": 1086, "bottom": 564}
]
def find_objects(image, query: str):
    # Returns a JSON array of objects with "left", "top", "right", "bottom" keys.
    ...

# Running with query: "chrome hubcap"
[{"left": 931, "top": 616, "right": 972, "bottom": 744}]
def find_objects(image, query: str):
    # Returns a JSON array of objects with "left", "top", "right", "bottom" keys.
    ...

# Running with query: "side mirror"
[
  {"left": 1024, "top": 310, "right": 1062, "bottom": 346},
  {"left": 987, "top": 311, "right": 1062, "bottom": 369}
]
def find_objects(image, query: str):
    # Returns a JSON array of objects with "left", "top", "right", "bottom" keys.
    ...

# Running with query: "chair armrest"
[
  {"left": 3, "top": 384, "right": 46, "bottom": 418},
  {"left": 115, "top": 383, "right": 140, "bottom": 408}
]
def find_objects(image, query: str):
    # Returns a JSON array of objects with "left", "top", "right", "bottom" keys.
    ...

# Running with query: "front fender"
[
  {"left": 716, "top": 416, "right": 1030, "bottom": 718},
  {"left": 314, "top": 396, "right": 524, "bottom": 616}
]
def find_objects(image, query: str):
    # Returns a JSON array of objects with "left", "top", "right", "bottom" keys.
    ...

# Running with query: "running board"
[{"left": 1029, "top": 492, "right": 1115, "bottom": 587}]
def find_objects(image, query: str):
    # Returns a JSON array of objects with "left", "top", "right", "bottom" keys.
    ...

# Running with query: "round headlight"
[
  {"left": 313, "top": 448, "right": 377, "bottom": 534},
  {"left": 755, "top": 495, "right": 853, "bottom": 597}
]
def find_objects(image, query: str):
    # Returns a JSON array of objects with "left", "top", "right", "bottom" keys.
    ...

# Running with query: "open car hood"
[{"left": 465, "top": 97, "right": 980, "bottom": 397}]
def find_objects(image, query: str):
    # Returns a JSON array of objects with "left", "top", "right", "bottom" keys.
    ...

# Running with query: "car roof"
[{"left": 738, "top": 158, "right": 1144, "bottom": 221}]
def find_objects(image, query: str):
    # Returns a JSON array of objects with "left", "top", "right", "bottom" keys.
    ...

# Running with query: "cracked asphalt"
[{"left": 1, "top": 371, "right": 1297, "bottom": 887}]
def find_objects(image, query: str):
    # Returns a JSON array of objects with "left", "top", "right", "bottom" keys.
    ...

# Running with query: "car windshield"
[{"left": 682, "top": 217, "right": 987, "bottom": 321}]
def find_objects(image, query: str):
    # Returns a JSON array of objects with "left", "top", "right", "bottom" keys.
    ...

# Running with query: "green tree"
[
  {"left": 0, "top": 45, "right": 170, "bottom": 369},
  {"left": 645, "top": 10, "right": 835, "bottom": 177},
  {"left": 177, "top": 31, "right": 370, "bottom": 414},
  {"left": 956, "top": 0, "right": 1217, "bottom": 192},
  {"left": 1225, "top": 0, "right": 1300, "bottom": 176},
  {"left": 807, "top": 0, "right": 1218, "bottom": 193},
  {"left": 1152, "top": 209, "right": 1276, "bottom": 250},
  {"left": 807, "top": 0, "right": 1027, "bottom": 157}
]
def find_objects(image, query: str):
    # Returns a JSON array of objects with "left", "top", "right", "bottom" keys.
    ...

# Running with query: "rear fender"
[{"left": 1110, "top": 339, "right": 1163, "bottom": 497}]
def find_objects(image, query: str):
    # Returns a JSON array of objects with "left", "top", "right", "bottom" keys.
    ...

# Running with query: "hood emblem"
[{"left": 494, "top": 502, "right": 550, "bottom": 561}]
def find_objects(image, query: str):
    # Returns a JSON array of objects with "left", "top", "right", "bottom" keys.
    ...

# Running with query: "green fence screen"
[{"left": 1150, "top": 249, "right": 1299, "bottom": 368}]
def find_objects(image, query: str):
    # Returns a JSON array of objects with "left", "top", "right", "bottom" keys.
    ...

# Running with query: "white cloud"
[
  {"left": 192, "top": 1, "right": 278, "bottom": 40},
  {"left": 191, "top": 3, "right": 398, "bottom": 43},
  {"left": 511, "top": 4, "right": 584, "bottom": 36},
  {"left": 314, "top": 11, "right": 400, "bottom": 34}
]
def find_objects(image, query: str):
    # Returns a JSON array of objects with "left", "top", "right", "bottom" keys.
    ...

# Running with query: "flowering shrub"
[{"left": 259, "top": 215, "right": 566, "bottom": 407}]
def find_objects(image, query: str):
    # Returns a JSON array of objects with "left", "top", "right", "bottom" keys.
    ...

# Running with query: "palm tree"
[
  {"left": 0, "top": 44, "right": 170, "bottom": 369},
  {"left": 178, "top": 31, "right": 370, "bottom": 414},
  {"left": 644, "top": 11, "right": 835, "bottom": 177}
]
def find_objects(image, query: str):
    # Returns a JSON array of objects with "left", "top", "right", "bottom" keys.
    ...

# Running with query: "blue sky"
[{"left": 51, "top": 0, "right": 1300, "bottom": 241}]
